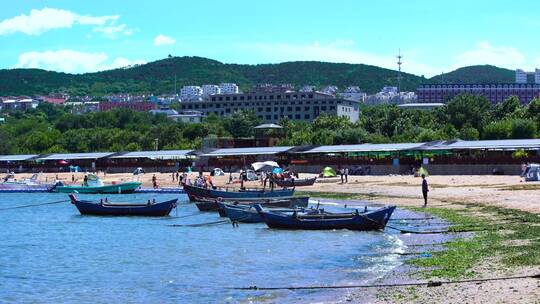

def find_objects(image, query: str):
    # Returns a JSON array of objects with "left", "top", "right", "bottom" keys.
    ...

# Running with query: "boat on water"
[
  {"left": 0, "top": 173, "right": 54, "bottom": 192},
  {"left": 69, "top": 194, "right": 177, "bottom": 216},
  {"left": 220, "top": 203, "right": 310, "bottom": 223},
  {"left": 183, "top": 184, "right": 294, "bottom": 202},
  {"left": 211, "top": 196, "right": 309, "bottom": 214},
  {"left": 53, "top": 174, "right": 141, "bottom": 194},
  {"left": 273, "top": 177, "right": 317, "bottom": 188},
  {"left": 197, "top": 196, "right": 309, "bottom": 212},
  {"left": 253, "top": 204, "right": 396, "bottom": 231}
]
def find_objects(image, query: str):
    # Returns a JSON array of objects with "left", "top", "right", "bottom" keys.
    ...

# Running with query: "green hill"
[
  {"left": 0, "top": 56, "right": 424, "bottom": 96},
  {"left": 0, "top": 58, "right": 521, "bottom": 96},
  {"left": 428, "top": 65, "right": 515, "bottom": 84}
]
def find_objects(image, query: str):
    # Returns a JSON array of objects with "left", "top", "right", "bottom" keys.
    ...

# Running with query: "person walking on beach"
[
  {"left": 339, "top": 167, "right": 344, "bottom": 183},
  {"left": 344, "top": 168, "right": 349, "bottom": 183},
  {"left": 421, "top": 174, "right": 429, "bottom": 207},
  {"left": 152, "top": 174, "right": 158, "bottom": 189}
]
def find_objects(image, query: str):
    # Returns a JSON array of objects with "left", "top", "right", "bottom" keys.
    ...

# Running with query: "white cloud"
[
  {"left": 450, "top": 41, "right": 526, "bottom": 71},
  {"left": 154, "top": 34, "right": 176, "bottom": 46},
  {"left": 0, "top": 7, "right": 131, "bottom": 39},
  {"left": 14, "top": 49, "right": 146, "bottom": 73}
]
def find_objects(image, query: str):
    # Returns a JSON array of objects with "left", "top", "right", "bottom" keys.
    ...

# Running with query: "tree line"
[{"left": 0, "top": 94, "right": 539, "bottom": 155}]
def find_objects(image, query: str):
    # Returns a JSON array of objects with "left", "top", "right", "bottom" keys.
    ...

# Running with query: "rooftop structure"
[
  {"left": 203, "top": 146, "right": 294, "bottom": 157},
  {"left": 110, "top": 150, "right": 194, "bottom": 160},
  {"left": 98, "top": 102, "right": 156, "bottom": 112},
  {"left": 219, "top": 83, "right": 239, "bottom": 94},
  {"left": 37, "top": 152, "right": 115, "bottom": 160},
  {"left": 180, "top": 86, "right": 203, "bottom": 101}
]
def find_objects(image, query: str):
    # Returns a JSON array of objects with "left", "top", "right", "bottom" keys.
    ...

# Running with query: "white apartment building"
[
  {"left": 320, "top": 85, "right": 339, "bottom": 95},
  {"left": 219, "top": 83, "right": 239, "bottom": 94},
  {"left": 339, "top": 86, "right": 367, "bottom": 102},
  {"left": 516, "top": 69, "right": 527, "bottom": 83},
  {"left": 201, "top": 85, "right": 221, "bottom": 96},
  {"left": 299, "top": 85, "right": 316, "bottom": 92},
  {"left": 180, "top": 86, "right": 203, "bottom": 101}
]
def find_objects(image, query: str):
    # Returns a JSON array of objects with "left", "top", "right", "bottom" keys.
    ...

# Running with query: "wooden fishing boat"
[
  {"left": 221, "top": 203, "right": 308, "bottom": 223},
  {"left": 54, "top": 182, "right": 142, "bottom": 194},
  {"left": 273, "top": 177, "right": 317, "bottom": 188},
  {"left": 183, "top": 184, "right": 294, "bottom": 202},
  {"left": 253, "top": 205, "right": 396, "bottom": 231},
  {"left": 68, "top": 194, "right": 177, "bottom": 216},
  {"left": 53, "top": 174, "right": 141, "bottom": 194},
  {"left": 197, "top": 196, "right": 309, "bottom": 213}
]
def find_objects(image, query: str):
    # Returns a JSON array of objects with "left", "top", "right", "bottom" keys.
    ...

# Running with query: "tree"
[
  {"left": 459, "top": 125, "right": 480, "bottom": 140},
  {"left": 223, "top": 110, "right": 261, "bottom": 138},
  {"left": 510, "top": 119, "right": 537, "bottom": 139},
  {"left": 482, "top": 120, "right": 511, "bottom": 139},
  {"left": 446, "top": 94, "right": 491, "bottom": 130}
]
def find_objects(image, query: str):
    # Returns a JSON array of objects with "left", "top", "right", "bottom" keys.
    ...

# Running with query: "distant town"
[{"left": 2, "top": 68, "right": 540, "bottom": 124}]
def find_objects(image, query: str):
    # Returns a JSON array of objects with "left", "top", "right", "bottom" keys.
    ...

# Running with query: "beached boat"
[
  {"left": 197, "top": 196, "right": 309, "bottom": 212},
  {"left": 253, "top": 205, "right": 396, "bottom": 231},
  {"left": 0, "top": 173, "right": 54, "bottom": 192},
  {"left": 68, "top": 194, "right": 177, "bottom": 216},
  {"left": 53, "top": 174, "right": 141, "bottom": 194},
  {"left": 273, "top": 177, "right": 317, "bottom": 188},
  {"left": 183, "top": 184, "right": 294, "bottom": 202}
]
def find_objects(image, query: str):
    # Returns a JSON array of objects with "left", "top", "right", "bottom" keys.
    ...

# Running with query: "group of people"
[{"left": 338, "top": 167, "right": 349, "bottom": 183}]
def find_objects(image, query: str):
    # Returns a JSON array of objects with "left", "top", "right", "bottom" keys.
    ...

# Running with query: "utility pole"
[
  {"left": 174, "top": 73, "right": 177, "bottom": 96},
  {"left": 154, "top": 138, "right": 159, "bottom": 151}
]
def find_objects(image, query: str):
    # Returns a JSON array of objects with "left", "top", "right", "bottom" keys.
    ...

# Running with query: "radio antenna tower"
[{"left": 397, "top": 49, "right": 403, "bottom": 94}]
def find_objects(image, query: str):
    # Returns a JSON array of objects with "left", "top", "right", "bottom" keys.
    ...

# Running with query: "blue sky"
[{"left": 1, "top": 0, "right": 540, "bottom": 76}]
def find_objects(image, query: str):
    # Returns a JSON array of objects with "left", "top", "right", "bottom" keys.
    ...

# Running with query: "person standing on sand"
[
  {"left": 152, "top": 174, "right": 158, "bottom": 189},
  {"left": 344, "top": 168, "right": 349, "bottom": 183},
  {"left": 421, "top": 174, "right": 429, "bottom": 207}
]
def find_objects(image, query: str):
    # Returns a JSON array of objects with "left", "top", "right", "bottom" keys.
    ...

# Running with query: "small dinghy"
[
  {"left": 221, "top": 203, "right": 308, "bottom": 223},
  {"left": 183, "top": 184, "right": 294, "bottom": 202},
  {"left": 68, "top": 194, "right": 177, "bottom": 216},
  {"left": 273, "top": 177, "right": 317, "bottom": 188},
  {"left": 253, "top": 204, "right": 396, "bottom": 231},
  {"left": 196, "top": 196, "right": 309, "bottom": 212}
]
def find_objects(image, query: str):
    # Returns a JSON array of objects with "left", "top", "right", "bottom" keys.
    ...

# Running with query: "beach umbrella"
[
  {"left": 58, "top": 160, "right": 69, "bottom": 166},
  {"left": 252, "top": 161, "right": 279, "bottom": 172},
  {"left": 272, "top": 167, "right": 284, "bottom": 174}
]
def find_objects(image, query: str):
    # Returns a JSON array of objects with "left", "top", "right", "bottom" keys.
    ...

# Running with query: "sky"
[{"left": 1, "top": 0, "right": 540, "bottom": 77}]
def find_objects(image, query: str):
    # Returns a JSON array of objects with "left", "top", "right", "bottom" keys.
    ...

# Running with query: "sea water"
[{"left": 0, "top": 193, "right": 411, "bottom": 303}]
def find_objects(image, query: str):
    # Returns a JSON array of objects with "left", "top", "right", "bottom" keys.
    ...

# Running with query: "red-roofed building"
[{"left": 41, "top": 96, "right": 67, "bottom": 104}]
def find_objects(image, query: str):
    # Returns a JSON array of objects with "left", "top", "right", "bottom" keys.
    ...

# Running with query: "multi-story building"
[
  {"left": 201, "top": 85, "right": 221, "bottom": 96},
  {"left": 219, "top": 83, "right": 239, "bottom": 94},
  {"left": 299, "top": 85, "right": 316, "bottom": 92},
  {"left": 320, "top": 85, "right": 339, "bottom": 95},
  {"left": 339, "top": 86, "right": 367, "bottom": 102},
  {"left": 516, "top": 69, "right": 528, "bottom": 83},
  {"left": 416, "top": 83, "right": 540, "bottom": 104},
  {"left": 250, "top": 84, "right": 294, "bottom": 93},
  {"left": 536, "top": 69, "right": 540, "bottom": 84},
  {"left": 0, "top": 99, "right": 39, "bottom": 112},
  {"left": 180, "top": 86, "right": 203, "bottom": 101},
  {"left": 179, "top": 91, "right": 359, "bottom": 123}
]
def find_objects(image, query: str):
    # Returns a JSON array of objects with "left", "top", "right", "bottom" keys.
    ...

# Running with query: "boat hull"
[
  {"left": 54, "top": 182, "right": 141, "bottom": 194},
  {"left": 274, "top": 177, "right": 317, "bottom": 188},
  {"left": 71, "top": 198, "right": 177, "bottom": 216},
  {"left": 184, "top": 184, "right": 294, "bottom": 202},
  {"left": 255, "top": 205, "right": 396, "bottom": 231},
  {"left": 0, "top": 183, "right": 53, "bottom": 192}
]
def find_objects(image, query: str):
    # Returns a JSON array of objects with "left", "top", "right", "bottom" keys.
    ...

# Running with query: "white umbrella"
[{"left": 252, "top": 161, "right": 279, "bottom": 172}]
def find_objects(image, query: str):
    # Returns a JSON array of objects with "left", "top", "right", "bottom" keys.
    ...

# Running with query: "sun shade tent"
[
  {"left": 322, "top": 167, "right": 336, "bottom": 177},
  {"left": 36, "top": 152, "right": 115, "bottom": 160}
]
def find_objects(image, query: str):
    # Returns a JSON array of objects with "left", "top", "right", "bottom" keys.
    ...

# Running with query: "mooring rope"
[
  {"left": 0, "top": 199, "right": 70, "bottom": 211},
  {"left": 168, "top": 219, "right": 232, "bottom": 227},
  {"left": 230, "top": 273, "right": 540, "bottom": 291}
]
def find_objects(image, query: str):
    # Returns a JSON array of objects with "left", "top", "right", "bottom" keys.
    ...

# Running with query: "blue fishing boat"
[
  {"left": 253, "top": 205, "right": 396, "bottom": 231},
  {"left": 214, "top": 197, "right": 309, "bottom": 216},
  {"left": 221, "top": 203, "right": 308, "bottom": 223},
  {"left": 68, "top": 194, "right": 177, "bottom": 216},
  {"left": 183, "top": 184, "right": 294, "bottom": 203}
]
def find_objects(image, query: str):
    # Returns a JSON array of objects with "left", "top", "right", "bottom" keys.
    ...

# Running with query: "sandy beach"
[{"left": 7, "top": 171, "right": 540, "bottom": 303}]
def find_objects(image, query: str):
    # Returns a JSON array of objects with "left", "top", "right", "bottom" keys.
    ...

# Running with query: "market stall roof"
[
  {"left": 0, "top": 154, "right": 39, "bottom": 161},
  {"left": 203, "top": 146, "right": 293, "bottom": 157},
  {"left": 425, "top": 139, "right": 540, "bottom": 150},
  {"left": 37, "top": 152, "right": 115, "bottom": 160},
  {"left": 298, "top": 143, "right": 427, "bottom": 154},
  {"left": 110, "top": 150, "right": 195, "bottom": 160}
]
